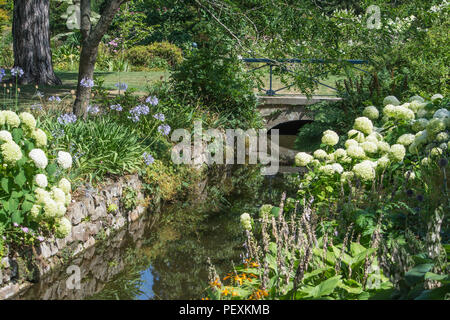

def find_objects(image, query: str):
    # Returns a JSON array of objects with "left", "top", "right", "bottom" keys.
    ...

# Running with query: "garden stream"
[{"left": 15, "top": 165, "right": 298, "bottom": 300}]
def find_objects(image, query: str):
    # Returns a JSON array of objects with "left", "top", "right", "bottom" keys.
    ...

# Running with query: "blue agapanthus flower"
[
  {"left": 153, "top": 113, "right": 165, "bottom": 121},
  {"left": 158, "top": 124, "right": 171, "bottom": 136},
  {"left": 31, "top": 104, "right": 43, "bottom": 111},
  {"left": 192, "top": 42, "right": 198, "bottom": 48},
  {"left": 145, "top": 96, "right": 159, "bottom": 106},
  {"left": 142, "top": 152, "right": 155, "bottom": 165},
  {"left": 80, "top": 77, "right": 95, "bottom": 88},
  {"left": 87, "top": 104, "right": 100, "bottom": 115},
  {"left": 114, "top": 82, "right": 128, "bottom": 91},
  {"left": 128, "top": 104, "right": 150, "bottom": 122},
  {"left": 110, "top": 104, "right": 123, "bottom": 111},
  {"left": 0, "top": 68, "right": 5, "bottom": 82},
  {"left": 57, "top": 113, "right": 77, "bottom": 125},
  {"left": 11, "top": 67, "right": 24, "bottom": 78},
  {"left": 48, "top": 96, "right": 61, "bottom": 102}
]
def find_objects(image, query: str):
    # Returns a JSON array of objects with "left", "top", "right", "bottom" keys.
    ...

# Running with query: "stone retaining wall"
[{"left": 0, "top": 174, "right": 148, "bottom": 299}]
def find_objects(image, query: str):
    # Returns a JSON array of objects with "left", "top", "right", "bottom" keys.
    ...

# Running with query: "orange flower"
[
  {"left": 222, "top": 287, "right": 231, "bottom": 296},
  {"left": 210, "top": 278, "right": 222, "bottom": 288}
]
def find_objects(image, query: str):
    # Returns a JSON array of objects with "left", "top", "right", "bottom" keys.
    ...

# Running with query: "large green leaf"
[
  {"left": 1, "top": 177, "right": 9, "bottom": 194},
  {"left": 14, "top": 170, "right": 27, "bottom": 188},
  {"left": 303, "top": 275, "right": 342, "bottom": 299},
  {"left": 404, "top": 264, "right": 434, "bottom": 287}
]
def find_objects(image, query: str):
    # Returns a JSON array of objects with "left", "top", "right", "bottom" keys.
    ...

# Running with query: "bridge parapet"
[{"left": 257, "top": 95, "right": 342, "bottom": 129}]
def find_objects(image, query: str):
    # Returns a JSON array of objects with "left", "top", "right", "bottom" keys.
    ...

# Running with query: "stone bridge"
[
  {"left": 258, "top": 95, "right": 341, "bottom": 165},
  {"left": 257, "top": 95, "right": 341, "bottom": 129}
]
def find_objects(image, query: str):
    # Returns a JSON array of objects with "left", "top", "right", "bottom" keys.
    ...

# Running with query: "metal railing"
[{"left": 242, "top": 58, "right": 369, "bottom": 96}]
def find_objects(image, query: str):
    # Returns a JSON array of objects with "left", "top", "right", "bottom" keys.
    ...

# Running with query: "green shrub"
[
  {"left": 126, "top": 41, "right": 183, "bottom": 71},
  {"left": 42, "top": 116, "right": 148, "bottom": 183}
]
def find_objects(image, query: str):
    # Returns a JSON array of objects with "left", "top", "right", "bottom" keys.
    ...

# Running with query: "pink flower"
[{"left": 22, "top": 227, "right": 29, "bottom": 233}]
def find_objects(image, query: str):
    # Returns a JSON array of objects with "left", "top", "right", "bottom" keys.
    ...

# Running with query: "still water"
[{"left": 16, "top": 166, "right": 298, "bottom": 300}]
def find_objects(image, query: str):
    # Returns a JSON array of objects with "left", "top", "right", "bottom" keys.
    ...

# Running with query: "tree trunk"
[
  {"left": 12, "top": 0, "right": 61, "bottom": 85},
  {"left": 73, "top": 0, "right": 128, "bottom": 117}
]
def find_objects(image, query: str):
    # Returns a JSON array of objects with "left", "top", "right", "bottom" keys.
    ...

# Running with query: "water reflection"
[{"left": 16, "top": 165, "right": 299, "bottom": 300}]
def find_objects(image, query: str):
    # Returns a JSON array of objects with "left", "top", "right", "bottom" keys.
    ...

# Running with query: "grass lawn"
[
  {"left": 0, "top": 70, "right": 170, "bottom": 110},
  {"left": 0, "top": 69, "right": 341, "bottom": 110}
]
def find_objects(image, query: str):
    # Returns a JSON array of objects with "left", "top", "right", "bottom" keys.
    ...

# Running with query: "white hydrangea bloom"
[
  {"left": 57, "top": 151, "right": 72, "bottom": 169},
  {"left": 436, "top": 132, "right": 449, "bottom": 142},
  {"left": 31, "top": 129, "right": 47, "bottom": 147},
  {"left": 333, "top": 148, "right": 347, "bottom": 160},
  {"left": 240, "top": 213, "right": 252, "bottom": 231},
  {"left": 319, "top": 164, "right": 336, "bottom": 176},
  {"left": 414, "top": 130, "right": 429, "bottom": 145},
  {"left": 417, "top": 108, "right": 428, "bottom": 118},
  {"left": 1, "top": 141, "right": 22, "bottom": 163},
  {"left": 340, "top": 171, "right": 354, "bottom": 183},
  {"left": 0, "top": 130, "right": 13, "bottom": 143},
  {"left": 56, "top": 203, "right": 67, "bottom": 218},
  {"left": 58, "top": 178, "right": 71, "bottom": 194},
  {"left": 347, "top": 145, "right": 366, "bottom": 159},
  {"left": 322, "top": 130, "right": 339, "bottom": 146},
  {"left": 354, "top": 117, "right": 373, "bottom": 135},
  {"left": 427, "top": 118, "right": 446, "bottom": 136},
  {"left": 389, "top": 144, "right": 406, "bottom": 162},
  {"left": 56, "top": 217, "right": 72, "bottom": 238},
  {"left": 397, "top": 134, "right": 415, "bottom": 146},
  {"left": 35, "top": 174, "right": 48, "bottom": 188},
  {"left": 408, "top": 101, "right": 426, "bottom": 113},
  {"left": 430, "top": 147, "right": 443, "bottom": 157},
  {"left": 408, "top": 142, "right": 419, "bottom": 154},
  {"left": 383, "top": 104, "right": 396, "bottom": 117},
  {"left": 43, "top": 197, "right": 59, "bottom": 218},
  {"left": 345, "top": 139, "right": 359, "bottom": 148},
  {"left": 331, "top": 163, "right": 344, "bottom": 174},
  {"left": 0, "top": 111, "right": 5, "bottom": 126},
  {"left": 35, "top": 188, "right": 51, "bottom": 204},
  {"left": 19, "top": 112, "right": 36, "bottom": 130},
  {"left": 421, "top": 157, "right": 430, "bottom": 166},
  {"left": 404, "top": 171, "right": 416, "bottom": 180},
  {"left": 411, "top": 118, "right": 429, "bottom": 132},
  {"left": 29, "top": 149, "right": 48, "bottom": 169},
  {"left": 51, "top": 187, "right": 66, "bottom": 205},
  {"left": 394, "top": 106, "right": 415, "bottom": 120},
  {"left": 348, "top": 129, "right": 365, "bottom": 143},
  {"left": 30, "top": 204, "right": 42, "bottom": 218},
  {"left": 313, "top": 149, "right": 328, "bottom": 160},
  {"left": 362, "top": 106, "right": 379, "bottom": 120},
  {"left": 409, "top": 95, "right": 424, "bottom": 103},
  {"left": 377, "top": 141, "right": 391, "bottom": 154},
  {"left": 431, "top": 94, "right": 444, "bottom": 101},
  {"left": 365, "top": 134, "right": 379, "bottom": 144},
  {"left": 376, "top": 156, "right": 390, "bottom": 169},
  {"left": 433, "top": 108, "right": 449, "bottom": 119},
  {"left": 352, "top": 160, "right": 376, "bottom": 181},
  {"left": 383, "top": 96, "right": 400, "bottom": 106},
  {"left": 3, "top": 111, "right": 21, "bottom": 128},
  {"left": 361, "top": 141, "right": 378, "bottom": 154}
]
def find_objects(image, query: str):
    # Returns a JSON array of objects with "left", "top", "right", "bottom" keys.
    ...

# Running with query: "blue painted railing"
[{"left": 242, "top": 58, "right": 369, "bottom": 96}]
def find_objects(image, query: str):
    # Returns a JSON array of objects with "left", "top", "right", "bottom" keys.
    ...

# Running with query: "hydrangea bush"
[
  {"left": 295, "top": 94, "right": 448, "bottom": 189},
  {"left": 0, "top": 110, "right": 73, "bottom": 245}
]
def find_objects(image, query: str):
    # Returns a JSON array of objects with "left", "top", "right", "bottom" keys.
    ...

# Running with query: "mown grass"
[{"left": 0, "top": 70, "right": 340, "bottom": 110}]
